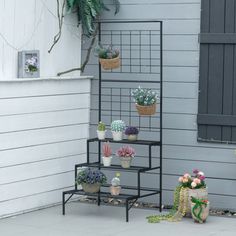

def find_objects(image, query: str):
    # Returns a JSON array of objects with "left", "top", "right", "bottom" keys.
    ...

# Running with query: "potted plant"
[
  {"left": 97, "top": 121, "right": 106, "bottom": 140},
  {"left": 76, "top": 168, "right": 107, "bottom": 193},
  {"left": 116, "top": 145, "right": 135, "bottom": 168},
  {"left": 111, "top": 120, "right": 125, "bottom": 141},
  {"left": 178, "top": 169, "right": 208, "bottom": 215},
  {"left": 102, "top": 142, "right": 112, "bottom": 167},
  {"left": 191, "top": 197, "right": 210, "bottom": 223},
  {"left": 131, "top": 86, "right": 158, "bottom": 116},
  {"left": 95, "top": 44, "right": 120, "bottom": 70},
  {"left": 125, "top": 126, "right": 139, "bottom": 141},
  {"left": 110, "top": 172, "right": 121, "bottom": 196}
]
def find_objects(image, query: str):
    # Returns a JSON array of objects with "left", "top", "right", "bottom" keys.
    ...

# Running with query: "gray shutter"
[{"left": 198, "top": 0, "right": 236, "bottom": 143}]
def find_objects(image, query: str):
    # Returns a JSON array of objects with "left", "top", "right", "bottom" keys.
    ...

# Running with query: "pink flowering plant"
[
  {"left": 178, "top": 169, "right": 206, "bottom": 189},
  {"left": 116, "top": 146, "right": 135, "bottom": 158}
]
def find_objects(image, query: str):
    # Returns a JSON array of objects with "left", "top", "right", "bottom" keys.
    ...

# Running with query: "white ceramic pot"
[
  {"left": 102, "top": 156, "right": 112, "bottom": 166},
  {"left": 120, "top": 156, "right": 132, "bottom": 168},
  {"left": 97, "top": 130, "right": 106, "bottom": 140},
  {"left": 112, "top": 131, "right": 123, "bottom": 141}
]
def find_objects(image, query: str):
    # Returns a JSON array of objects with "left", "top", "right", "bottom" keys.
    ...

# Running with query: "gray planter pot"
[{"left": 119, "top": 156, "right": 132, "bottom": 168}]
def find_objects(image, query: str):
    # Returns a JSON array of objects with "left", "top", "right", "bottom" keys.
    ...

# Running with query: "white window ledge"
[{"left": 0, "top": 76, "right": 93, "bottom": 82}]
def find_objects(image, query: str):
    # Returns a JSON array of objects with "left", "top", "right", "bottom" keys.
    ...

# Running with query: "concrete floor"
[{"left": 0, "top": 202, "right": 236, "bottom": 236}]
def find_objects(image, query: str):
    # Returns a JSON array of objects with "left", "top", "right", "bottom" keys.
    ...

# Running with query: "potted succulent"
[
  {"left": 191, "top": 197, "right": 210, "bottom": 223},
  {"left": 76, "top": 168, "right": 107, "bottom": 193},
  {"left": 110, "top": 172, "right": 121, "bottom": 196},
  {"left": 95, "top": 44, "right": 120, "bottom": 70},
  {"left": 125, "top": 126, "right": 139, "bottom": 141},
  {"left": 131, "top": 86, "right": 158, "bottom": 116},
  {"left": 102, "top": 142, "right": 112, "bottom": 167},
  {"left": 111, "top": 120, "right": 126, "bottom": 141},
  {"left": 116, "top": 145, "right": 135, "bottom": 168},
  {"left": 97, "top": 121, "right": 106, "bottom": 140}
]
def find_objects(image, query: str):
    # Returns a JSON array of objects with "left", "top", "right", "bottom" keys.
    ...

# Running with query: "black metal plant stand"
[{"left": 62, "top": 20, "right": 163, "bottom": 222}]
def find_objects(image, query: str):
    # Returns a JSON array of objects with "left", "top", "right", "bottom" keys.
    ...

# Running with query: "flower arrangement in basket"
[
  {"left": 146, "top": 169, "right": 208, "bottom": 223},
  {"left": 102, "top": 142, "right": 112, "bottom": 167},
  {"left": 116, "top": 145, "right": 135, "bottom": 168},
  {"left": 131, "top": 86, "right": 158, "bottom": 116},
  {"left": 76, "top": 168, "right": 107, "bottom": 193},
  {"left": 111, "top": 120, "right": 126, "bottom": 141},
  {"left": 125, "top": 126, "right": 139, "bottom": 141},
  {"left": 94, "top": 44, "right": 120, "bottom": 70}
]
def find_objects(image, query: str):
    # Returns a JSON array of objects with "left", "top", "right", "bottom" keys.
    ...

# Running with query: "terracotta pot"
[
  {"left": 120, "top": 156, "right": 132, "bottom": 168},
  {"left": 136, "top": 103, "right": 156, "bottom": 116},
  {"left": 191, "top": 202, "right": 210, "bottom": 223},
  {"left": 110, "top": 186, "right": 121, "bottom": 196},
  {"left": 81, "top": 183, "right": 101, "bottom": 193}
]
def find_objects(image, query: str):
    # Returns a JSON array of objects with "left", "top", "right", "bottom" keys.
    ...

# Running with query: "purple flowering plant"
[
  {"left": 76, "top": 168, "right": 107, "bottom": 185},
  {"left": 125, "top": 126, "right": 139, "bottom": 135},
  {"left": 25, "top": 56, "right": 38, "bottom": 72}
]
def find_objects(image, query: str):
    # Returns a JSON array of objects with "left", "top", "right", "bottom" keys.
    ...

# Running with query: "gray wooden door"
[{"left": 198, "top": 0, "right": 236, "bottom": 143}]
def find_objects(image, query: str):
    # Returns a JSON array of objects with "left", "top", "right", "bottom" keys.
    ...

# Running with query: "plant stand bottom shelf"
[{"left": 62, "top": 188, "right": 161, "bottom": 222}]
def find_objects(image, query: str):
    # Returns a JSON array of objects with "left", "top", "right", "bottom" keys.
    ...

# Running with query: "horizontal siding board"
[
  {"left": 0, "top": 94, "right": 90, "bottom": 116},
  {"left": 0, "top": 154, "right": 86, "bottom": 185},
  {"left": 0, "top": 123, "right": 89, "bottom": 151},
  {"left": 0, "top": 109, "right": 89, "bottom": 133},
  {"left": 0, "top": 139, "right": 87, "bottom": 168},
  {"left": 0, "top": 80, "right": 90, "bottom": 99},
  {"left": 0, "top": 172, "right": 74, "bottom": 202}
]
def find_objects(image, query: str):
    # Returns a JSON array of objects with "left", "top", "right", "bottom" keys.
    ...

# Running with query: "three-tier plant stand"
[{"left": 62, "top": 20, "right": 163, "bottom": 222}]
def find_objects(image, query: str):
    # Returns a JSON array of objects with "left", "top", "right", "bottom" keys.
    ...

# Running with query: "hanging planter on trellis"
[
  {"left": 131, "top": 86, "right": 158, "bottom": 116},
  {"left": 95, "top": 44, "right": 120, "bottom": 70}
]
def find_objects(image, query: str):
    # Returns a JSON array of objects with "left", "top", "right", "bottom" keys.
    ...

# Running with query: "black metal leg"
[
  {"left": 126, "top": 200, "right": 129, "bottom": 222},
  {"left": 97, "top": 193, "right": 101, "bottom": 206},
  {"left": 62, "top": 192, "right": 65, "bottom": 215},
  {"left": 159, "top": 193, "right": 162, "bottom": 212}
]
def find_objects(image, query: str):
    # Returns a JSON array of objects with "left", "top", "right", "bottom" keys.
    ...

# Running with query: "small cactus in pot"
[
  {"left": 97, "top": 121, "right": 106, "bottom": 140},
  {"left": 110, "top": 172, "right": 121, "bottom": 196},
  {"left": 125, "top": 126, "right": 139, "bottom": 141},
  {"left": 102, "top": 142, "right": 112, "bottom": 167},
  {"left": 111, "top": 120, "right": 125, "bottom": 141}
]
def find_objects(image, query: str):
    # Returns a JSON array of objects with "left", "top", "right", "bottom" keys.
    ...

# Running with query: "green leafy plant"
[
  {"left": 95, "top": 44, "right": 119, "bottom": 59},
  {"left": 132, "top": 86, "right": 158, "bottom": 106},
  {"left": 97, "top": 121, "right": 106, "bottom": 131},
  {"left": 49, "top": 0, "right": 120, "bottom": 75}
]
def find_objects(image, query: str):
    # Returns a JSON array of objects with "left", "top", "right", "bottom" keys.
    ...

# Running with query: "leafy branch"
[{"left": 48, "top": 0, "right": 120, "bottom": 76}]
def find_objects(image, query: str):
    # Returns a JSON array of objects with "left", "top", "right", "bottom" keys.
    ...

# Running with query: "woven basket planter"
[
  {"left": 136, "top": 103, "right": 156, "bottom": 116},
  {"left": 99, "top": 56, "right": 120, "bottom": 70},
  {"left": 81, "top": 183, "right": 101, "bottom": 193}
]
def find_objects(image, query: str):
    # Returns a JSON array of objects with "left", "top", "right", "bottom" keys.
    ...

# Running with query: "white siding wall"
[
  {"left": 84, "top": 0, "right": 236, "bottom": 210},
  {"left": 0, "top": 0, "right": 89, "bottom": 218}
]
